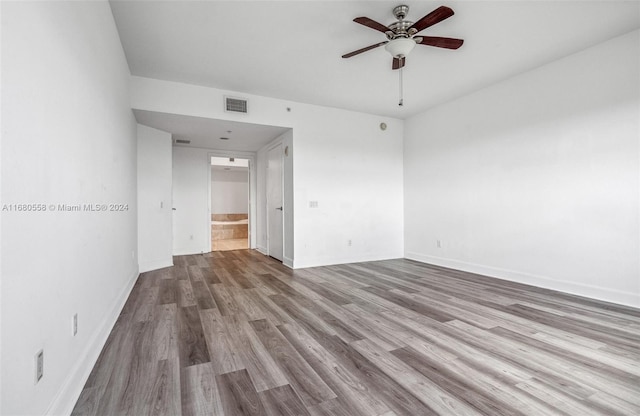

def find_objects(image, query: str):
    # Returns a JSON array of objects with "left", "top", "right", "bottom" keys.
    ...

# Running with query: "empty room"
[{"left": 1, "top": 1, "right": 639, "bottom": 415}]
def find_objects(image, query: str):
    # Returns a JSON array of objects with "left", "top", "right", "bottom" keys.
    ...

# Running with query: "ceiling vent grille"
[
  {"left": 225, "top": 96, "right": 248, "bottom": 114},
  {"left": 174, "top": 139, "right": 191, "bottom": 144}
]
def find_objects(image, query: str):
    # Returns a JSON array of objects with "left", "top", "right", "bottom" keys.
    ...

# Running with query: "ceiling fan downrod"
[{"left": 398, "top": 66, "right": 404, "bottom": 106}]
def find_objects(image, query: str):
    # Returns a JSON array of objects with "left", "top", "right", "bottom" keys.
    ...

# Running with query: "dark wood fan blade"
[
  {"left": 392, "top": 56, "right": 405, "bottom": 70},
  {"left": 416, "top": 36, "right": 464, "bottom": 49},
  {"left": 342, "top": 41, "right": 388, "bottom": 58},
  {"left": 353, "top": 17, "right": 390, "bottom": 33},
  {"left": 408, "top": 6, "right": 454, "bottom": 34}
]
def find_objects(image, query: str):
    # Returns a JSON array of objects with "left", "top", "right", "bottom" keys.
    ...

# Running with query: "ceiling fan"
[{"left": 342, "top": 5, "right": 464, "bottom": 70}]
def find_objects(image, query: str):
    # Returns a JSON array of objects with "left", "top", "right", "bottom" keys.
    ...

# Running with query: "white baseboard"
[
  {"left": 46, "top": 268, "right": 139, "bottom": 416},
  {"left": 256, "top": 245, "right": 268, "bottom": 256},
  {"left": 139, "top": 258, "right": 174, "bottom": 273},
  {"left": 293, "top": 251, "right": 404, "bottom": 269},
  {"left": 173, "top": 249, "right": 208, "bottom": 256},
  {"left": 283, "top": 256, "right": 294, "bottom": 269},
  {"left": 405, "top": 251, "right": 640, "bottom": 308}
]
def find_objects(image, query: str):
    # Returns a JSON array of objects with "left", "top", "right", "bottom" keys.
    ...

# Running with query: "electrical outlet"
[
  {"left": 348, "top": 239, "right": 352, "bottom": 247},
  {"left": 437, "top": 240, "right": 442, "bottom": 248},
  {"left": 35, "top": 350, "right": 44, "bottom": 384},
  {"left": 73, "top": 313, "right": 78, "bottom": 336},
  {"left": 309, "top": 201, "right": 318, "bottom": 208}
]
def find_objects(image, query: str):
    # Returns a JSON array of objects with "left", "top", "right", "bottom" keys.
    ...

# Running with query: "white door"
[{"left": 267, "top": 144, "right": 283, "bottom": 261}]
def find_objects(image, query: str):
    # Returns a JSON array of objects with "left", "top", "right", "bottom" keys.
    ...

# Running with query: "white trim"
[
  {"left": 292, "top": 252, "right": 404, "bottom": 269},
  {"left": 282, "top": 256, "right": 294, "bottom": 269},
  {"left": 405, "top": 252, "right": 640, "bottom": 308},
  {"left": 139, "top": 259, "right": 174, "bottom": 273},
  {"left": 45, "top": 269, "right": 139, "bottom": 416},
  {"left": 256, "top": 245, "right": 268, "bottom": 256},
  {"left": 173, "top": 249, "right": 207, "bottom": 256}
]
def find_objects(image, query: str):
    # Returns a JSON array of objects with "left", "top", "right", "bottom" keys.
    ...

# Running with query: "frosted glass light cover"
[{"left": 385, "top": 38, "right": 416, "bottom": 57}]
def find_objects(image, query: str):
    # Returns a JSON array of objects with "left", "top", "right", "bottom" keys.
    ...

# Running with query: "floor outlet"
[{"left": 35, "top": 350, "right": 44, "bottom": 384}]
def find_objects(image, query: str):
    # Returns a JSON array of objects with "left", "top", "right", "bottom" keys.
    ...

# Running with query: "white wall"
[
  {"left": 282, "top": 131, "right": 295, "bottom": 266},
  {"left": 1, "top": 2, "right": 138, "bottom": 415},
  {"left": 291, "top": 107, "right": 404, "bottom": 268},
  {"left": 404, "top": 30, "right": 640, "bottom": 307},
  {"left": 137, "top": 124, "right": 173, "bottom": 272},
  {"left": 131, "top": 77, "right": 405, "bottom": 268},
  {"left": 211, "top": 169, "right": 249, "bottom": 214},
  {"left": 173, "top": 146, "right": 211, "bottom": 255}
]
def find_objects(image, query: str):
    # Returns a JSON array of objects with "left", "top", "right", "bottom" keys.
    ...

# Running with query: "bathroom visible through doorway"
[{"left": 211, "top": 157, "right": 250, "bottom": 251}]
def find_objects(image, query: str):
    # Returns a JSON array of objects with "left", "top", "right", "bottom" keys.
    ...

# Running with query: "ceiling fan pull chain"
[{"left": 398, "top": 65, "right": 404, "bottom": 107}]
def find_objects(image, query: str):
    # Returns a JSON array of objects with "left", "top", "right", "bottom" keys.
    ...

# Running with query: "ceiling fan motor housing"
[{"left": 388, "top": 20, "right": 415, "bottom": 38}]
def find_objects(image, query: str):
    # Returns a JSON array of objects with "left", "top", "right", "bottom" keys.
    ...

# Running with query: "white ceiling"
[{"left": 113, "top": 1, "right": 639, "bottom": 146}]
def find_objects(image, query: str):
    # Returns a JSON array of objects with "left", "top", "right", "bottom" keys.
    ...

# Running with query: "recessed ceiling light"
[{"left": 219, "top": 137, "right": 229, "bottom": 140}]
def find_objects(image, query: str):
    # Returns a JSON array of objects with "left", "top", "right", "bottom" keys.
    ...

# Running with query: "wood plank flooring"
[
  {"left": 212, "top": 238, "right": 249, "bottom": 252},
  {"left": 72, "top": 250, "right": 640, "bottom": 415}
]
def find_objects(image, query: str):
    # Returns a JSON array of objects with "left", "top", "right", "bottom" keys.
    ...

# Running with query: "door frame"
[{"left": 208, "top": 151, "right": 256, "bottom": 252}]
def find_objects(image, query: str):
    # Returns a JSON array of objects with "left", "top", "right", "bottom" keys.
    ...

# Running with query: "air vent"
[
  {"left": 175, "top": 139, "right": 191, "bottom": 144},
  {"left": 224, "top": 96, "right": 248, "bottom": 114}
]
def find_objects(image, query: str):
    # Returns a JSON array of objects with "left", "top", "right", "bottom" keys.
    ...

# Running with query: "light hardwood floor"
[
  {"left": 212, "top": 238, "right": 249, "bottom": 252},
  {"left": 72, "top": 250, "right": 640, "bottom": 415}
]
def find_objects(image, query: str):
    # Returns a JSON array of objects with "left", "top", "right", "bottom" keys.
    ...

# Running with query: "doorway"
[{"left": 211, "top": 156, "right": 250, "bottom": 251}]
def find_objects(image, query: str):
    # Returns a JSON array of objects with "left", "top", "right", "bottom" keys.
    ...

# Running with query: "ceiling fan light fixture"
[{"left": 385, "top": 37, "right": 416, "bottom": 58}]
